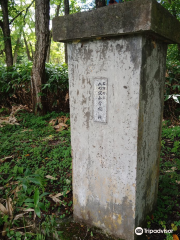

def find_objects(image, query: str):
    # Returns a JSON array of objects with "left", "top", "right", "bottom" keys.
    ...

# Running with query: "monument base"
[{"left": 68, "top": 35, "right": 167, "bottom": 240}]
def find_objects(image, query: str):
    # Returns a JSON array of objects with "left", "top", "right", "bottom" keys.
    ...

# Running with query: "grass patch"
[{"left": 0, "top": 111, "right": 73, "bottom": 239}]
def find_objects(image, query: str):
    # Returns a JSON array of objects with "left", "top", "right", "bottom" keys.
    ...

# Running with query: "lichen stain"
[
  {"left": 85, "top": 111, "right": 90, "bottom": 129},
  {"left": 125, "top": 36, "right": 141, "bottom": 72},
  {"left": 99, "top": 41, "right": 109, "bottom": 60},
  {"left": 74, "top": 115, "right": 77, "bottom": 123},
  {"left": 137, "top": 111, "right": 144, "bottom": 152},
  {"left": 116, "top": 43, "right": 123, "bottom": 54},
  {"left": 74, "top": 195, "right": 135, "bottom": 240},
  {"left": 154, "top": 68, "right": 160, "bottom": 82},
  {"left": 82, "top": 46, "right": 93, "bottom": 62},
  {"left": 87, "top": 78, "right": 92, "bottom": 87},
  {"left": 81, "top": 94, "right": 86, "bottom": 105},
  {"left": 114, "top": 213, "right": 122, "bottom": 225},
  {"left": 82, "top": 77, "right": 85, "bottom": 85}
]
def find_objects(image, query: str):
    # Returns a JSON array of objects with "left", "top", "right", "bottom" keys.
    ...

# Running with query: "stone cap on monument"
[{"left": 52, "top": 0, "right": 180, "bottom": 44}]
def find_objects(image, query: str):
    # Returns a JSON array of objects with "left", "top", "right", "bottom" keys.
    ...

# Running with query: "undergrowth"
[
  {"left": 0, "top": 111, "right": 72, "bottom": 239},
  {"left": 145, "top": 121, "right": 180, "bottom": 240},
  {"left": 0, "top": 62, "right": 69, "bottom": 112}
]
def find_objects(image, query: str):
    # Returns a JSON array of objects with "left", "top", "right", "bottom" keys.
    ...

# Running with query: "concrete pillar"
[{"left": 52, "top": 0, "right": 180, "bottom": 239}]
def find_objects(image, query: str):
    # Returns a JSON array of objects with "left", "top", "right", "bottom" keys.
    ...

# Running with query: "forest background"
[{"left": 0, "top": 0, "right": 180, "bottom": 119}]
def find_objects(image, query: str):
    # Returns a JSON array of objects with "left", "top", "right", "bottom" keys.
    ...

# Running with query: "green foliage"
[
  {"left": 158, "top": 0, "right": 180, "bottom": 20},
  {"left": 24, "top": 189, "right": 47, "bottom": 218},
  {"left": 158, "top": 0, "right": 180, "bottom": 117},
  {"left": 0, "top": 61, "right": 32, "bottom": 103},
  {"left": 1, "top": 114, "right": 180, "bottom": 238},
  {"left": 0, "top": 111, "right": 72, "bottom": 238},
  {"left": 145, "top": 123, "right": 180, "bottom": 238},
  {"left": 164, "top": 64, "right": 180, "bottom": 99},
  {"left": 16, "top": 168, "right": 45, "bottom": 192},
  {"left": 7, "top": 230, "right": 23, "bottom": 240},
  {"left": 164, "top": 62, "right": 180, "bottom": 120},
  {"left": 165, "top": 233, "right": 173, "bottom": 240},
  {"left": 0, "top": 111, "right": 72, "bottom": 205},
  {"left": 167, "top": 45, "right": 180, "bottom": 66},
  {"left": 162, "top": 124, "right": 180, "bottom": 140},
  {"left": 40, "top": 215, "right": 64, "bottom": 239},
  {"left": 0, "top": 62, "right": 69, "bottom": 110},
  {"left": 44, "top": 63, "right": 68, "bottom": 91}
]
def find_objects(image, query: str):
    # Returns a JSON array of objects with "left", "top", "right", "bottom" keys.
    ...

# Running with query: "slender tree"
[
  {"left": 23, "top": 31, "right": 33, "bottom": 61},
  {"left": 13, "top": 36, "right": 21, "bottom": 64},
  {"left": 0, "top": 0, "right": 13, "bottom": 67},
  {"left": 0, "top": 0, "right": 35, "bottom": 66},
  {"left": 31, "top": 0, "right": 50, "bottom": 115}
]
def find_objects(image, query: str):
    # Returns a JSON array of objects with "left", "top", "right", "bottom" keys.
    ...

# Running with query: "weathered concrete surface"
[
  {"left": 68, "top": 36, "right": 167, "bottom": 239},
  {"left": 136, "top": 37, "right": 167, "bottom": 228},
  {"left": 52, "top": 0, "right": 180, "bottom": 44}
]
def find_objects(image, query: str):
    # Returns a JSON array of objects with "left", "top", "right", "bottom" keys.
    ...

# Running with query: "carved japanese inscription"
[{"left": 94, "top": 78, "right": 107, "bottom": 123}]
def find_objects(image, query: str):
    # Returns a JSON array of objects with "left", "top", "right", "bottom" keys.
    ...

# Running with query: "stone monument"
[{"left": 52, "top": 0, "right": 180, "bottom": 239}]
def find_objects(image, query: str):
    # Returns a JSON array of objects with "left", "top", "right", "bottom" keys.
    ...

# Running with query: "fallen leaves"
[
  {"left": 0, "top": 105, "right": 31, "bottom": 127},
  {"left": 165, "top": 167, "right": 177, "bottom": 173},
  {"left": 42, "top": 135, "right": 54, "bottom": 141},
  {"left": 0, "top": 117, "right": 9, "bottom": 127},
  {"left": 0, "top": 155, "right": 13, "bottom": 163},
  {"left": 45, "top": 175, "right": 57, "bottom": 180},
  {"left": 13, "top": 212, "right": 26, "bottom": 221},
  {"left": 173, "top": 234, "right": 179, "bottom": 240},
  {"left": 49, "top": 193, "right": 64, "bottom": 204},
  {"left": 0, "top": 197, "right": 14, "bottom": 236},
  {"left": 21, "top": 129, "right": 33, "bottom": 132},
  {"left": 49, "top": 116, "right": 69, "bottom": 132},
  {"left": 0, "top": 202, "right": 8, "bottom": 215},
  {"left": 54, "top": 123, "right": 68, "bottom": 132},
  {"left": 0, "top": 191, "right": 36, "bottom": 236},
  {"left": 0, "top": 198, "right": 13, "bottom": 218},
  {"left": 49, "top": 190, "right": 70, "bottom": 205},
  {"left": 0, "top": 224, "right": 34, "bottom": 236},
  {"left": 6, "top": 198, "right": 13, "bottom": 218},
  {"left": 65, "top": 92, "right": 69, "bottom": 102}
]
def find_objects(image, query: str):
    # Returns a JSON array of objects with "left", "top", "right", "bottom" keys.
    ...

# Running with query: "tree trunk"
[
  {"left": 46, "top": 30, "right": 52, "bottom": 63},
  {"left": 13, "top": 36, "right": 21, "bottom": 64},
  {"left": 1, "top": 0, "right": 13, "bottom": 67},
  {"left": 56, "top": 4, "right": 61, "bottom": 17},
  {"left": 64, "top": 0, "right": 69, "bottom": 15},
  {"left": 64, "top": 0, "right": 69, "bottom": 64},
  {"left": 64, "top": 43, "right": 68, "bottom": 64},
  {"left": 31, "top": 0, "right": 50, "bottom": 115},
  {"left": 23, "top": 32, "right": 33, "bottom": 61}
]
